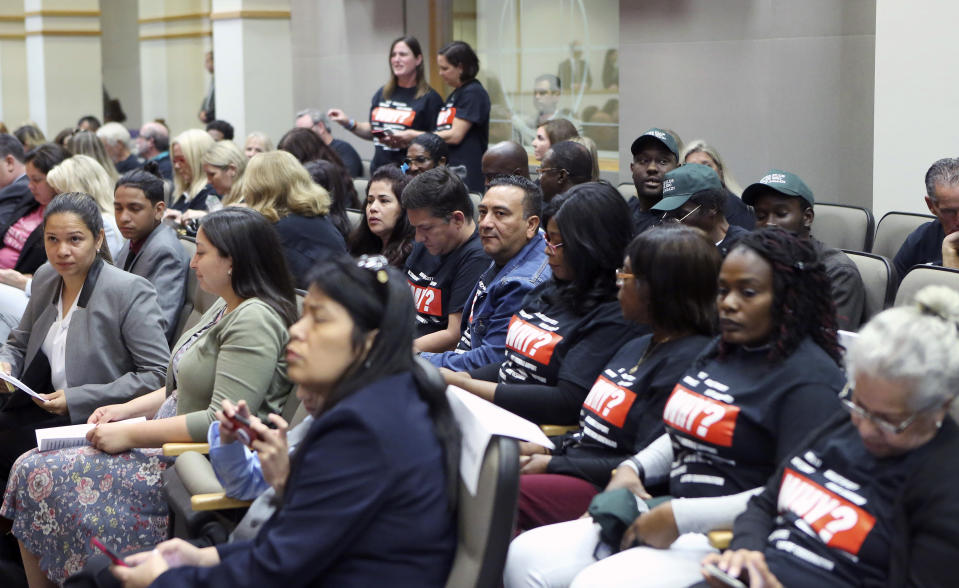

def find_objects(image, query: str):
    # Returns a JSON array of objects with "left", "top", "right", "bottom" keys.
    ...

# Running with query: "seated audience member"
[
  {"left": 294, "top": 108, "right": 363, "bottom": 178},
  {"left": 1, "top": 207, "right": 297, "bottom": 584},
  {"left": 97, "top": 122, "right": 143, "bottom": 174},
  {"left": 743, "top": 169, "right": 865, "bottom": 330},
  {"left": 629, "top": 128, "right": 681, "bottom": 234},
  {"left": 681, "top": 139, "right": 754, "bottom": 229},
  {"left": 405, "top": 132, "right": 449, "bottom": 177},
  {"left": 66, "top": 130, "right": 119, "bottom": 184},
  {"left": 47, "top": 154, "right": 125, "bottom": 258},
  {"left": 136, "top": 122, "right": 172, "bottom": 181},
  {"left": 699, "top": 285, "right": 959, "bottom": 588},
  {"left": 515, "top": 225, "right": 716, "bottom": 531},
  {"left": 570, "top": 135, "right": 600, "bottom": 181},
  {"left": 111, "top": 255, "right": 459, "bottom": 587},
  {"left": 423, "top": 175, "right": 550, "bottom": 370},
  {"left": 77, "top": 115, "right": 101, "bottom": 132},
  {"left": 0, "top": 193, "right": 169, "bottom": 481},
  {"left": 481, "top": 140, "right": 531, "bottom": 189},
  {"left": 304, "top": 158, "right": 361, "bottom": 238},
  {"left": 202, "top": 140, "right": 247, "bottom": 203},
  {"left": 0, "top": 135, "right": 30, "bottom": 226},
  {"left": 402, "top": 166, "right": 490, "bottom": 351},
  {"left": 443, "top": 182, "right": 641, "bottom": 426},
  {"left": 532, "top": 118, "right": 578, "bottom": 163},
  {"left": 205, "top": 119, "right": 234, "bottom": 142},
  {"left": 539, "top": 140, "right": 592, "bottom": 202},
  {"left": 114, "top": 164, "right": 190, "bottom": 343},
  {"left": 165, "top": 129, "right": 217, "bottom": 228},
  {"left": 347, "top": 164, "right": 414, "bottom": 267},
  {"left": 277, "top": 127, "right": 349, "bottom": 173},
  {"left": 505, "top": 227, "right": 845, "bottom": 588},
  {"left": 0, "top": 144, "right": 68, "bottom": 317},
  {"left": 896, "top": 157, "right": 959, "bottom": 280},
  {"left": 243, "top": 131, "right": 273, "bottom": 159},
  {"left": 651, "top": 163, "right": 749, "bottom": 256},
  {"left": 13, "top": 125, "right": 45, "bottom": 152},
  {"left": 239, "top": 151, "right": 346, "bottom": 289}
]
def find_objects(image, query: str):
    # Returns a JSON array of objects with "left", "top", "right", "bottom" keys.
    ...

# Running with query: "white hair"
[
  {"left": 96, "top": 122, "right": 131, "bottom": 150},
  {"left": 847, "top": 285, "right": 959, "bottom": 413}
]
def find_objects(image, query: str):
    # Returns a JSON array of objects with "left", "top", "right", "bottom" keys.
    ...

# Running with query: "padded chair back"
[
  {"left": 617, "top": 182, "right": 637, "bottom": 201},
  {"left": 469, "top": 192, "right": 481, "bottom": 217},
  {"left": 353, "top": 178, "right": 368, "bottom": 197},
  {"left": 346, "top": 208, "right": 363, "bottom": 231},
  {"left": 812, "top": 203, "right": 874, "bottom": 252},
  {"left": 895, "top": 264, "right": 959, "bottom": 306},
  {"left": 842, "top": 250, "right": 894, "bottom": 326},
  {"left": 361, "top": 160, "right": 371, "bottom": 179},
  {"left": 174, "top": 235, "right": 222, "bottom": 341},
  {"left": 445, "top": 435, "right": 519, "bottom": 588},
  {"left": 873, "top": 211, "right": 936, "bottom": 260}
]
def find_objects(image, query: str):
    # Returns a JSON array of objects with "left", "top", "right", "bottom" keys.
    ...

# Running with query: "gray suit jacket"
[
  {"left": 115, "top": 223, "right": 189, "bottom": 343},
  {"left": 0, "top": 258, "right": 170, "bottom": 423}
]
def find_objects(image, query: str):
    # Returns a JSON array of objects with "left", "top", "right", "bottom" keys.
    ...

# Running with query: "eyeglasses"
[
  {"left": 660, "top": 204, "right": 701, "bottom": 225},
  {"left": 839, "top": 382, "right": 923, "bottom": 435},
  {"left": 543, "top": 233, "right": 565, "bottom": 254},
  {"left": 615, "top": 269, "right": 636, "bottom": 286},
  {"left": 403, "top": 156, "right": 431, "bottom": 167},
  {"left": 537, "top": 167, "right": 564, "bottom": 176}
]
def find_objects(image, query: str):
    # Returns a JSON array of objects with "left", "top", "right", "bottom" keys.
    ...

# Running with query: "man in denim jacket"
[{"left": 423, "top": 175, "right": 550, "bottom": 371}]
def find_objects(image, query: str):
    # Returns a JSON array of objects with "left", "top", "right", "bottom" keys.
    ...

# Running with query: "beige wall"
[
  {"left": 101, "top": 0, "right": 142, "bottom": 128},
  {"left": 619, "top": 0, "right": 875, "bottom": 209}
]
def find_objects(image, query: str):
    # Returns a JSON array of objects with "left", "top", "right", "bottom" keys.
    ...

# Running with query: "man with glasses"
[
  {"left": 423, "top": 175, "right": 550, "bottom": 370},
  {"left": 894, "top": 157, "right": 959, "bottom": 280},
  {"left": 402, "top": 167, "right": 491, "bottom": 353},
  {"left": 650, "top": 163, "right": 748, "bottom": 256},
  {"left": 743, "top": 169, "right": 864, "bottom": 330},
  {"left": 538, "top": 141, "right": 592, "bottom": 202}
]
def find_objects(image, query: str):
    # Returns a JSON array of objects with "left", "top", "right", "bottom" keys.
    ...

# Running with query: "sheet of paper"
[
  {"left": 35, "top": 417, "right": 147, "bottom": 452},
  {"left": 446, "top": 385, "right": 555, "bottom": 495},
  {"left": 0, "top": 371, "right": 47, "bottom": 402}
]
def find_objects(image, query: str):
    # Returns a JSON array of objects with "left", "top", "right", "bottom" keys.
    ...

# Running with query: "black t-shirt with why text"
[
  {"left": 435, "top": 79, "right": 490, "bottom": 192},
  {"left": 369, "top": 85, "right": 443, "bottom": 173},
  {"left": 662, "top": 337, "right": 844, "bottom": 499},
  {"left": 404, "top": 233, "right": 490, "bottom": 338}
]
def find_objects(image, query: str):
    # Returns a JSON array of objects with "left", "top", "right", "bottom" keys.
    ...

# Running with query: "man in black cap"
[{"left": 742, "top": 169, "right": 865, "bottom": 330}]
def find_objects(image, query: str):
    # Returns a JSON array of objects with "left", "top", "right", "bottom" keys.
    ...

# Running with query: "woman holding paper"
[{"left": 1, "top": 207, "right": 296, "bottom": 586}]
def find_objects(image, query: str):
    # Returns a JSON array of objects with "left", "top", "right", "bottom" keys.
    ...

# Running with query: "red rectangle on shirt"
[
  {"left": 778, "top": 468, "right": 876, "bottom": 556},
  {"left": 371, "top": 107, "right": 416, "bottom": 126},
  {"left": 662, "top": 384, "right": 739, "bottom": 447},
  {"left": 436, "top": 107, "right": 456, "bottom": 128},
  {"left": 505, "top": 315, "right": 562, "bottom": 364},
  {"left": 409, "top": 281, "right": 442, "bottom": 316},
  {"left": 583, "top": 375, "right": 637, "bottom": 427}
]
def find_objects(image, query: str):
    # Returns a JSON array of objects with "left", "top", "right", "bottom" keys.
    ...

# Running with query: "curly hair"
[{"left": 720, "top": 226, "right": 841, "bottom": 365}]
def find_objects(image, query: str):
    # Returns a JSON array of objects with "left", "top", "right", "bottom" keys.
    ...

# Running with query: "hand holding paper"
[{"left": 0, "top": 370, "right": 48, "bottom": 402}]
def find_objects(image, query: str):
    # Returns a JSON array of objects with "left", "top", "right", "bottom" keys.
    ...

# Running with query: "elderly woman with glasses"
[{"left": 696, "top": 284, "right": 959, "bottom": 588}]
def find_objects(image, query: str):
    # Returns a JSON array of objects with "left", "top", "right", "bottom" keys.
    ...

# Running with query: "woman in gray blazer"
[{"left": 0, "top": 192, "right": 170, "bottom": 480}]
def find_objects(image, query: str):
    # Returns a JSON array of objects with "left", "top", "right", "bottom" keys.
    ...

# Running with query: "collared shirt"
[{"left": 41, "top": 285, "right": 82, "bottom": 392}]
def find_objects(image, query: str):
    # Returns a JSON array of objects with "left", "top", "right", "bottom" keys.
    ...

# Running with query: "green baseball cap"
[
  {"left": 741, "top": 169, "right": 815, "bottom": 207},
  {"left": 650, "top": 163, "right": 723, "bottom": 212},
  {"left": 630, "top": 128, "right": 679, "bottom": 159}
]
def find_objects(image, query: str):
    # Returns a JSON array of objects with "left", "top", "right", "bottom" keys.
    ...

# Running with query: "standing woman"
[
  {"left": 433, "top": 41, "right": 491, "bottom": 193},
  {"left": 327, "top": 36, "right": 443, "bottom": 173},
  {"left": 348, "top": 164, "right": 414, "bottom": 267},
  {"left": 165, "top": 129, "right": 217, "bottom": 225}
]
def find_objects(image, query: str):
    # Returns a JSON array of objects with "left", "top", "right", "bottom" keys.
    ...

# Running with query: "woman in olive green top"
[{"left": 1, "top": 208, "right": 298, "bottom": 586}]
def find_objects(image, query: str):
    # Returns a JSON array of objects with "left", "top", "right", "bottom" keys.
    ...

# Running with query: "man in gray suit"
[{"left": 114, "top": 169, "right": 190, "bottom": 343}]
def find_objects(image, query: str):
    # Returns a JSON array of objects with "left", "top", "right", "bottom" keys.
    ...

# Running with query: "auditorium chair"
[
  {"left": 895, "top": 264, "right": 959, "bottom": 306},
  {"left": 617, "top": 182, "right": 637, "bottom": 201},
  {"left": 173, "top": 235, "right": 220, "bottom": 341},
  {"left": 812, "top": 202, "right": 874, "bottom": 252},
  {"left": 872, "top": 211, "right": 936, "bottom": 260},
  {"left": 842, "top": 250, "right": 894, "bottom": 327}
]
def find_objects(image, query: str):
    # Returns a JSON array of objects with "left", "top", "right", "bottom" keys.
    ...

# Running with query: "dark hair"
[
  {"left": 401, "top": 166, "right": 473, "bottom": 221},
  {"left": 115, "top": 161, "right": 165, "bottom": 205},
  {"left": 626, "top": 225, "right": 718, "bottom": 335},
  {"left": 0, "top": 133, "right": 25, "bottom": 162},
  {"left": 44, "top": 192, "right": 112, "bottom": 263},
  {"left": 198, "top": 207, "right": 298, "bottom": 326},
  {"left": 383, "top": 36, "right": 430, "bottom": 100},
  {"left": 348, "top": 165, "right": 414, "bottom": 266},
  {"left": 546, "top": 141, "right": 592, "bottom": 184},
  {"left": 488, "top": 174, "right": 542, "bottom": 220},
  {"left": 721, "top": 226, "right": 841, "bottom": 364},
  {"left": 53, "top": 127, "right": 74, "bottom": 148},
  {"left": 547, "top": 181, "right": 634, "bottom": 313},
  {"left": 304, "top": 256, "right": 460, "bottom": 509},
  {"left": 206, "top": 119, "right": 235, "bottom": 141},
  {"left": 24, "top": 143, "right": 68, "bottom": 175},
  {"left": 76, "top": 115, "right": 101, "bottom": 131},
  {"left": 438, "top": 40, "right": 479, "bottom": 83},
  {"left": 304, "top": 159, "right": 359, "bottom": 237},
  {"left": 277, "top": 127, "right": 346, "bottom": 170},
  {"left": 688, "top": 187, "right": 727, "bottom": 216},
  {"left": 541, "top": 119, "right": 579, "bottom": 145},
  {"left": 410, "top": 133, "right": 448, "bottom": 165}
]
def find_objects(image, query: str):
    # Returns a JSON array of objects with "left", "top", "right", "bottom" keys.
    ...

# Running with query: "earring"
[{"left": 228, "top": 269, "right": 232, "bottom": 276}]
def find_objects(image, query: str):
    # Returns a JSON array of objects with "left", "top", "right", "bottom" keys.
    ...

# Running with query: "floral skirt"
[{"left": 0, "top": 445, "right": 174, "bottom": 583}]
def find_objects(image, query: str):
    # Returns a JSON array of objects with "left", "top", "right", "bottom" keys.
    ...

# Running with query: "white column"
[
  {"left": 211, "top": 0, "right": 292, "bottom": 143},
  {"left": 0, "top": 1, "right": 26, "bottom": 127},
  {"left": 24, "top": 0, "right": 102, "bottom": 136}
]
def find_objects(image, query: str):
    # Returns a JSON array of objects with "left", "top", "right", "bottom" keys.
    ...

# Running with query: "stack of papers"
[{"left": 35, "top": 417, "right": 147, "bottom": 452}]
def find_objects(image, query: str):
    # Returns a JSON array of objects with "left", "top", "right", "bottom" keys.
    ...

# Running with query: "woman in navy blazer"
[{"left": 113, "top": 255, "right": 460, "bottom": 588}]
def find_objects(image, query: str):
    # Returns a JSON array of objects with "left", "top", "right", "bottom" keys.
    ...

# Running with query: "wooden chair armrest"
[
  {"left": 707, "top": 529, "right": 734, "bottom": 550},
  {"left": 540, "top": 424, "right": 579, "bottom": 437},
  {"left": 190, "top": 492, "right": 253, "bottom": 511},
  {"left": 163, "top": 443, "right": 210, "bottom": 456}
]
